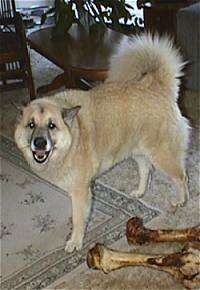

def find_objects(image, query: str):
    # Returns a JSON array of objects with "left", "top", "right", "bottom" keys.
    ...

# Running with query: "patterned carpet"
[
  {"left": 1, "top": 152, "right": 158, "bottom": 289},
  {"left": 0, "top": 49, "right": 199, "bottom": 290}
]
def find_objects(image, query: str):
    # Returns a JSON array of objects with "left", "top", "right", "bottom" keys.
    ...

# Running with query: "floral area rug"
[
  {"left": 1, "top": 49, "right": 199, "bottom": 290},
  {"left": 0, "top": 149, "right": 158, "bottom": 290}
]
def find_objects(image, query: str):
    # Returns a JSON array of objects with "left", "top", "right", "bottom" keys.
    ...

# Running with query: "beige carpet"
[{"left": 0, "top": 49, "right": 199, "bottom": 290}]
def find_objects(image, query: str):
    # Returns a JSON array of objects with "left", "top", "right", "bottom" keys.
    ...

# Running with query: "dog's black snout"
[{"left": 33, "top": 137, "right": 47, "bottom": 150}]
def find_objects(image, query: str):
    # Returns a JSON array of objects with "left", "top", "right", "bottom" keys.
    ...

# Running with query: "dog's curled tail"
[{"left": 106, "top": 33, "right": 185, "bottom": 101}]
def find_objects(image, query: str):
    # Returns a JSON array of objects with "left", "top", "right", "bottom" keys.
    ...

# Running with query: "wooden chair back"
[
  {"left": 0, "top": 0, "right": 16, "bottom": 27},
  {"left": 0, "top": 0, "right": 36, "bottom": 99}
]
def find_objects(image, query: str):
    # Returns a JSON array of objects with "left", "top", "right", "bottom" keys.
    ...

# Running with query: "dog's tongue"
[{"left": 35, "top": 150, "right": 46, "bottom": 158}]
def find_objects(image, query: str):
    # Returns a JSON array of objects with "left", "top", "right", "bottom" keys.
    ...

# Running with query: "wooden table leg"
[
  {"left": 36, "top": 69, "right": 77, "bottom": 95},
  {"left": 36, "top": 69, "right": 96, "bottom": 95},
  {"left": 37, "top": 73, "right": 65, "bottom": 94}
]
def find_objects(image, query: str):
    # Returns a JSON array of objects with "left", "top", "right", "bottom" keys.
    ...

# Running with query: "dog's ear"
[
  {"left": 11, "top": 101, "right": 29, "bottom": 116},
  {"left": 62, "top": 105, "right": 81, "bottom": 127}
]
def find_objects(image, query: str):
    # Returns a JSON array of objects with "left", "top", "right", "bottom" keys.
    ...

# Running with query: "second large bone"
[
  {"left": 126, "top": 217, "right": 200, "bottom": 245},
  {"left": 87, "top": 243, "right": 200, "bottom": 289}
]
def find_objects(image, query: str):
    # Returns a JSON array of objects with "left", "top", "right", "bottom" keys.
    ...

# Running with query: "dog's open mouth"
[{"left": 32, "top": 150, "right": 51, "bottom": 164}]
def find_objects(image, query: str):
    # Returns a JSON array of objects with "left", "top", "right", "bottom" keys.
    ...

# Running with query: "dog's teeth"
[{"left": 32, "top": 150, "right": 51, "bottom": 164}]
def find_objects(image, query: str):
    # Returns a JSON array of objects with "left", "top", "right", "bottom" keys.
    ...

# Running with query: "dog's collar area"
[{"left": 32, "top": 150, "right": 51, "bottom": 164}]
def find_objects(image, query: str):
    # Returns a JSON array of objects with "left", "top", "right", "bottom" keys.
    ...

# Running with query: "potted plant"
[{"left": 41, "top": 0, "right": 141, "bottom": 37}]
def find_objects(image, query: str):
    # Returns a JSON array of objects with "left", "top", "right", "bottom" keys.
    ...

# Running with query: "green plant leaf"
[
  {"left": 52, "top": 0, "right": 134, "bottom": 35},
  {"left": 125, "top": 3, "right": 134, "bottom": 9}
]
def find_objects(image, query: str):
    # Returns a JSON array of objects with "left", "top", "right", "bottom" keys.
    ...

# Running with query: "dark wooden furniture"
[
  {"left": 27, "top": 25, "right": 129, "bottom": 93},
  {"left": 137, "top": 0, "right": 194, "bottom": 38},
  {"left": 0, "top": 0, "right": 36, "bottom": 99}
]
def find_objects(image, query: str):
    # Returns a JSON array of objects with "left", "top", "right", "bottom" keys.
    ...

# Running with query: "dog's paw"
[
  {"left": 129, "top": 189, "right": 144, "bottom": 198},
  {"left": 65, "top": 237, "right": 83, "bottom": 253},
  {"left": 170, "top": 197, "right": 187, "bottom": 208}
]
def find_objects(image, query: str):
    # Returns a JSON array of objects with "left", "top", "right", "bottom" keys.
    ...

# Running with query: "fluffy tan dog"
[{"left": 15, "top": 34, "right": 190, "bottom": 252}]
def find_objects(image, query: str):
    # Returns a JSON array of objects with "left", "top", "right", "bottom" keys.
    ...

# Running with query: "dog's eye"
[
  {"left": 48, "top": 122, "right": 56, "bottom": 130},
  {"left": 28, "top": 121, "right": 35, "bottom": 129}
]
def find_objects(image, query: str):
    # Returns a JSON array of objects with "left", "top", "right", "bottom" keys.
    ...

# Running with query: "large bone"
[
  {"left": 87, "top": 242, "right": 200, "bottom": 289},
  {"left": 126, "top": 217, "right": 200, "bottom": 245}
]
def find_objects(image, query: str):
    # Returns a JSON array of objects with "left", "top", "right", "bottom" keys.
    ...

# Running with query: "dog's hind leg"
[
  {"left": 151, "top": 149, "right": 189, "bottom": 207},
  {"left": 130, "top": 155, "right": 152, "bottom": 198}
]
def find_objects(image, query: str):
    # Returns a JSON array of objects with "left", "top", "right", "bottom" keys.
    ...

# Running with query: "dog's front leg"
[{"left": 65, "top": 186, "right": 92, "bottom": 253}]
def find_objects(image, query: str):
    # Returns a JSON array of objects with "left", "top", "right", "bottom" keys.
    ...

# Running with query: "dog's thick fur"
[{"left": 15, "top": 34, "right": 190, "bottom": 252}]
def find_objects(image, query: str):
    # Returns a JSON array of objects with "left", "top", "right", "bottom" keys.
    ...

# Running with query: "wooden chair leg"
[
  {"left": 24, "top": 52, "right": 36, "bottom": 100},
  {"left": 27, "top": 68, "right": 36, "bottom": 100}
]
